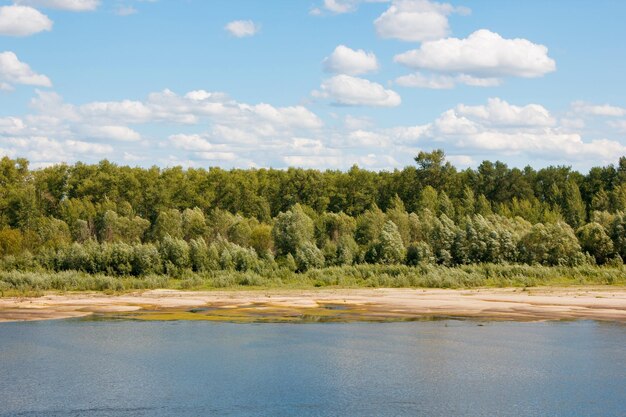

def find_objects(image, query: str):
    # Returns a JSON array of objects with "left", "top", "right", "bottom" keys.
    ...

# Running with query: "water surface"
[{"left": 0, "top": 320, "right": 624, "bottom": 416}]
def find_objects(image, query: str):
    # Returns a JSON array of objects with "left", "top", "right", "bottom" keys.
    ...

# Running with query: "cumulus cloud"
[
  {"left": 15, "top": 0, "right": 100, "bottom": 11},
  {"left": 344, "top": 115, "right": 373, "bottom": 130},
  {"left": 571, "top": 101, "right": 626, "bottom": 117},
  {"left": 4, "top": 88, "right": 624, "bottom": 171},
  {"left": 0, "top": 5, "right": 52, "bottom": 36},
  {"left": 225, "top": 20, "right": 260, "bottom": 37},
  {"left": 374, "top": 0, "right": 469, "bottom": 42},
  {"left": 394, "top": 29, "right": 556, "bottom": 87},
  {"left": 416, "top": 98, "right": 626, "bottom": 164},
  {"left": 315, "top": 0, "right": 388, "bottom": 14},
  {"left": 81, "top": 125, "right": 141, "bottom": 141},
  {"left": 322, "top": 0, "right": 357, "bottom": 13},
  {"left": 608, "top": 120, "right": 626, "bottom": 132},
  {"left": 395, "top": 72, "right": 500, "bottom": 89},
  {"left": 312, "top": 74, "right": 401, "bottom": 107},
  {"left": 0, "top": 52, "right": 52, "bottom": 88},
  {"left": 0, "top": 135, "right": 111, "bottom": 167},
  {"left": 284, "top": 153, "right": 397, "bottom": 169},
  {"left": 115, "top": 6, "right": 137, "bottom": 16},
  {"left": 455, "top": 98, "right": 555, "bottom": 127},
  {"left": 78, "top": 89, "right": 323, "bottom": 131},
  {"left": 323, "top": 45, "right": 379, "bottom": 75},
  {"left": 446, "top": 154, "right": 474, "bottom": 167},
  {"left": 0, "top": 88, "right": 330, "bottom": 167},
  {"left": 169, "top": 134, "right": 214, "bottom": 152}
]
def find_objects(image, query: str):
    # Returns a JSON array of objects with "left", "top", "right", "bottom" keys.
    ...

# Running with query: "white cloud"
[
  {"left": 123, "top": 151, "right": 143, "bottom": 162},
  {"left": 169, "top": 134, "right": 213, "bottom": 152},
  {"left": 571, "top": 101, "right": 626, "bottom": 117},
  {"left": 81, "top": 125, "right": 141, "bottom": 141},
  {"left": 323, "top": 0, "right": 357, "bottom": 13},
  {"left": 0, "top": 117, "right": 26, "bottom": 135},
  {"left": 0, "top": 52, "right": 52, "bottom": 88},
  {"left": 344, "top": 115, "right": 373, "bottom": 129},
  {"left": 225, "top": 20, "right": 260, "bottom": 38},
  {"left": 0, "top": 5, "right": 52, "bottom": 36},
  {"left": 283, "top": 153, "right": 397, "bottom": 169},
  {"left": 196, "top": 151, "right": 237, "bottom": 161},
  {"left": 420, "top": 98, "right": 626, "bottom": 164},
  {"left": 78, "top": 89, "right": 323, "bottom": 134},
  {"left": 1, "top": 136, "right": 111, "bottom": 166},
  {"left": 446, "top": 154, "right": 474, "bottom": 167},
  {"left": 211, "top": 124, "right": 257, "bottom": 144},
  {"left": 245, "top": 103, "right": 323, "bottom": 129},
  {"left": 30, "top": 90, "right": 77, "bottom": 119},
  {"left": 80, "top": 99, "right": 152, "bottom": 123},
  {"left": 374, "top": 0, "right": 468, "bottom": 42},
  {"left": 6, "top": 87, "right": 624, "bottom": 171},
  {"left": 15, "top": 0, "right": 100, "bottom": 12},
  {"left": 455, "top": 98, "right": 555, "bottom": 127},
  {"left": 347, "top": 129, "right": 390, "bottom": 147},
  {"left": 394, "top": 29, "right": 556, "bottom": 86},
  {"left": 560, "top": 118, "right": 585, "bottom": 130},
  {"left": 608, "top": 120, "right": 626, "bottom": 132},
  {"left": 65, "top": 139, "right": 111, "bottom": 154},
  {"left": 312, "top": 74, "right": 401, "bottom": 107},
  {"left": 330, "top": 0, "right": 366, "bottom": 13},
  {"left": 115, "top": 5, "right": 137, "bottom": 16},
  {"left": 184, "top": 90, "right": 229, "bottom": 101},
  {"left": 396, "top": 72, "right": 456, "bottom": 89},
  {"left": 396, "top": 72, "right": 501, "bottom": 89},
  {"left": 318, "top": 0, "right": 389, "bottom": 14},
  {"left": 313, "top": 0, "right": 389, "bottom": 15},
  {"left": 323, "top": 45, "right": 379, "bottom": 75}
]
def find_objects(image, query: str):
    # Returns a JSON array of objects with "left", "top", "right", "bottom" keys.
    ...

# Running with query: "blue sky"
[{"left": 0, "top": 0, "right": 625, "bottom": 171}]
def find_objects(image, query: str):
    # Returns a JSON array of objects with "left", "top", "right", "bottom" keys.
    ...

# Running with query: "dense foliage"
[{"left": 0, "top": 150, "right": 625, "bottom": 288}]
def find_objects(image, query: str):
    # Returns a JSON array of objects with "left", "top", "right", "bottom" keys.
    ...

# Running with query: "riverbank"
[{"left": 1, "top": 286, "right": 625, "bottom": 323}]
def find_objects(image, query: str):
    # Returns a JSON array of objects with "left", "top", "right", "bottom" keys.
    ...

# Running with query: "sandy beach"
[{"left": 1, "top": 286, "right": 625, "bottom": 323}]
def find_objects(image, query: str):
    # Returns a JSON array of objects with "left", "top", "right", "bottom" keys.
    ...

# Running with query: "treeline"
[{"left": 0, "top": 151, "right": 626, "bottom": 279}]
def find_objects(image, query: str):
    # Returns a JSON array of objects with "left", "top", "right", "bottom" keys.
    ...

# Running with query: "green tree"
[
  {"left": 576, "top": 223, "right": 614, "bottom": 264},
  {"left": 377, "top": 221, "right": 406, "bottom": 264},
  {"left": 385, "top": 195, "right": 410, "bottom": 245},
  {"left": 518, "top": 222, "right": 584, "bottom": 266},
  {"left": 561, "top": 180, "right": 586, "bottom": 228},
  {"left": 272, "top": 204, "right": 314, "bottom": 256},
  {"left": 354, "top": 204, "right": 386, "bottom": 246},
  {"left": 250, "top": 223, "right": 273, "bottom": 256},
  {"left": 152, "top": 209, "right": 183, "bottom": 240},
  {"left": 159, "top": 234, "right": 190, "bottom": 273},
  {"left": 182, "top": 207, "right": 207, "bottom": 240},
  {"left": 591, "top": 189, "right": 610, "bottom": 212},
  {"left": 417, "top": 186, "right": 438, "bottom": 213},
  {"left": 414, "top": 149, "right": 456, "bottom": 192},
  {"left": 295, "top": 241, "right": 325, "bottom": 271}
]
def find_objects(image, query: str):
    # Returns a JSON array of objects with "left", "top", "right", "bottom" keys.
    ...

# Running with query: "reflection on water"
[{"left": 0, "top": 320, "right": 624, "bottom": 417}]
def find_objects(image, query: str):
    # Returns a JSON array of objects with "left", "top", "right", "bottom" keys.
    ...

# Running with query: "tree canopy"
[{"left": 0, "top": 151, "right": 625, "bottom": 276}]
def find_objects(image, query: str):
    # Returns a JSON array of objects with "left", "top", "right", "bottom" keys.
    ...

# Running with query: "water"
[{"left": 0, "top": 320, "right": 624, "bottom": 417}]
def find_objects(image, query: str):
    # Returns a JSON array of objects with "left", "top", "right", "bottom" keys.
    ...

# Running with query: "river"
[{"left": 0, "top": 319, "right": 624, "bottom": 416}]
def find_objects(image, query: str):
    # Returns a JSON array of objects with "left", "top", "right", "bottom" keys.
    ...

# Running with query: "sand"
[{"left": 1, "top": 287, "right": 625, "bottom": 323}]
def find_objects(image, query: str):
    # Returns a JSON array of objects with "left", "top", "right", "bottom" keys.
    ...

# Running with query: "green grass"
[{"left": 0, "top": 263, "right": 624, "bottom": 297}]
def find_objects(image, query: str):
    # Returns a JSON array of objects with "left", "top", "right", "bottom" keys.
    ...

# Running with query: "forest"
[{"left": 0, "top": 150, "right": 625, "bottom": 293}]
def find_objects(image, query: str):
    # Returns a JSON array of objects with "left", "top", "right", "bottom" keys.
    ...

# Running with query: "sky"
[{"left": 0, "top": 0, "right": 625, "bottom": 172}]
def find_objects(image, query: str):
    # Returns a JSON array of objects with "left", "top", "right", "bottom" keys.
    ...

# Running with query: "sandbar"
[{"left": 1, "top": 287, "right": 625, "bottom": 323}]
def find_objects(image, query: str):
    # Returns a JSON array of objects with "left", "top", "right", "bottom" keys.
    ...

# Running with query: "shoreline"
[{"left": 1, "top": 286, "right": 626, "bottom": 323}]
